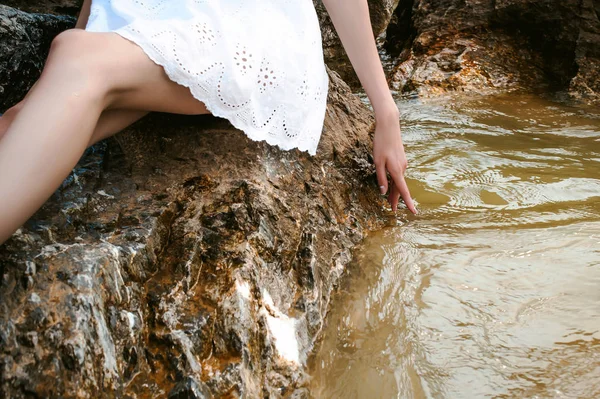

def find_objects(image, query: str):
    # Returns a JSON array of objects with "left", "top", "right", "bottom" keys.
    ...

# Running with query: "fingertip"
[
  {"left": 408, "top": 200, "right": 418, "bottom": 214},
  {"left": 401, "top": 197, "right": 417, "bottom": 214},
  {"left": 412, "top": 203, "right": 419, "bottom": 215}
]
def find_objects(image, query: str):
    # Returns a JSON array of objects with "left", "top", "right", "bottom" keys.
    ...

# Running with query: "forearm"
[
  {"left": 75, "top": 0, "right": 92, "bottom": 29},
  {"left": 321, "top": 0, "right": 398, "bottom": 122}
]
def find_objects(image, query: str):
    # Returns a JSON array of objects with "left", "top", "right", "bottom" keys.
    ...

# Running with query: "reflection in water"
[{"left": 309, "top": 93, "right": 600, "bottom": 398}]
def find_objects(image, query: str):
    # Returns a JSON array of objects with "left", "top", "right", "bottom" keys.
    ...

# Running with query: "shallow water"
[{"left": 308, "top": 93, "right": 600, "bottom": 398}]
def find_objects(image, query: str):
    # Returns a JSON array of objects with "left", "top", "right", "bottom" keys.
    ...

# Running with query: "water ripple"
[{"left": 310, "top": 93, "right": 600, "bottom": 399}]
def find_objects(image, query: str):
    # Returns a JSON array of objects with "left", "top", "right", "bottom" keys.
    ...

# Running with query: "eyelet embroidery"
[
  {"left": 234, "top": 43, "right": 254, "bottom": 76},
  {"left": 257, "top": 58, "right": 281, "bottom": 94},
  {"left": 88, "top": 0, "right": 329, "bottom": 155}
]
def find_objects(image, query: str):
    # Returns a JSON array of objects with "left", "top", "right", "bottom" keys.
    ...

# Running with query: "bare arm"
[
  {"left": 321, "top": 0, "right": 397, "bottom": 119},
  {"left": 320, "top": 0, "right": 417, "bottom": 214},
  {"left": 75, "top": 0, "right": 92, "bottom": 29}
]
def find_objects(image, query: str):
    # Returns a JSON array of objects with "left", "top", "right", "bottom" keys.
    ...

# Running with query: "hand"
[{"left": 373, "top": 113, "right": 418, "bottom": 214}]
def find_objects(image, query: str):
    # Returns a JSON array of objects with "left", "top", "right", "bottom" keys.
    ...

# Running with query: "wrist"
[{"left": 374, "top": 102, "right": 400, "bottom": 126}]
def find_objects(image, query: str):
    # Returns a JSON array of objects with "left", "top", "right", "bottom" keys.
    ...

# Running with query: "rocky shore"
[
  {"left": 384, "top": 0, "right": 600, "bottom": 102},
  {"left": 1, "top": 5, "right": 388, "bottom": 397},
  {"left": 1, "top": 1, "right": 598, "bottom": 398}
]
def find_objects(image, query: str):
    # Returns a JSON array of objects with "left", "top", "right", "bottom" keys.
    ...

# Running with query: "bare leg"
[
  {"left": 0, "top": 80, "right": 41, "bottom": 139},
  {"left": 0, "top": 30, "right": 210, "bottom": 244},
  {"left": 0, "top": 38, "right": 105, "bottom": 243},
  {"left": 1, "top": 100, "right": 148, "bottom": 146},
  {"left": 0, "top": 112, "right": 11, "bottom": 138},
  {"left": 87, "top": 108, "right": 149, "bottom": 147},
  {"left": 0, "top": 102, "right": 25, "bottom": 140}
]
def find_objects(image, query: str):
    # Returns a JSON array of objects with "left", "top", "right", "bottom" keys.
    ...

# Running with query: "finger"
[
  {"left": 397, "top": 176, "right": 418, "bottom": 214},
  {"left": 375, "top": 160, "right": 388, "bottom": 195},
  {"left": 388, "top": 164, "right": 418, "bottom": 214},
  {"left": 387, "top": 179, "right": 400, "bottom": 212}
]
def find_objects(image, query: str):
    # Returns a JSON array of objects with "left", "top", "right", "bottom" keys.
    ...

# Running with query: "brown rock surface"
[
  {"left": 0, "top": 6, "right": 391, "bottom": 398},
  {"left": 385, "top": 0, "right": 600, "bottom": 103}
]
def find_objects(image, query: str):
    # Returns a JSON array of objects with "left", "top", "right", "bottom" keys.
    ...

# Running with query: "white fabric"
[{"left": 85, "top": 0, "right": 329, "bottom": 156}]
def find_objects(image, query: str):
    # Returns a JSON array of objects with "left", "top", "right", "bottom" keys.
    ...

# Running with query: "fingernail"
[{"left": 379, "top": 185, "right": 386, "bottom": 194}]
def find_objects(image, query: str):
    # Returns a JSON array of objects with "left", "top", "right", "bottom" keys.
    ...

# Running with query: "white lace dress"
[{"left": 85, "top": 0, "right": 329, "bottom": 156}]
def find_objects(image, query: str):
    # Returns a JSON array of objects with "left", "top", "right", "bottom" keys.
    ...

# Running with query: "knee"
[
  {"left": 50, "top": 29, "right": 82, "bottom": 48},
  {"left": 45, "top": 29, "right": 110, "bottom": 96},
  {"left": 49, "top": 29, "right": 92, "bottom": 63}
]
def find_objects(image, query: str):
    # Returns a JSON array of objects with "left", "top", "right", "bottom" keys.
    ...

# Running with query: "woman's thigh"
[{"left": 72, "top": 30, "right": 211, "bottom": 115}]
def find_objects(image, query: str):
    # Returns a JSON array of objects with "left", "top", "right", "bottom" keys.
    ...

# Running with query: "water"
[{"left": 309, "top": 93, "right": 600, "bottom": 398}]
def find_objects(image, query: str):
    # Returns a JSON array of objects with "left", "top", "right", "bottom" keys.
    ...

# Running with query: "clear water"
[{"left": 309, "top": 93, "right": 600, "bottom": 398}]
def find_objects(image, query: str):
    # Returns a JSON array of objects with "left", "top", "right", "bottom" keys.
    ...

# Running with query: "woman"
[{"left": 0, "top": 0, "right": 416, "bottom": 245}]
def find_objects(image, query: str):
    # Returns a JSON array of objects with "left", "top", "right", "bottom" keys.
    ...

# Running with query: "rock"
[
  {"left": 385, "top": 0, "right": 600, "bottom": 104},
  {"left": 168, "top": 376, "right": 210, "bottom": 399},
  {"left": 314, "top": 0, "right": 401, "bottom": 88},
  {"left": 0, "top": 5, "right": 75, "bottom": 110},
  {"left": 0, "top": 5, "right": 388, "bottom": 398},
  {"left": 1, "top": 0, "right": 82, "bottom": 16}
]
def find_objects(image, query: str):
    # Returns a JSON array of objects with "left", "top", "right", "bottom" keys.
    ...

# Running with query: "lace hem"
[{"left": 107, "top": 29, "right": 327, "bottom": 156}]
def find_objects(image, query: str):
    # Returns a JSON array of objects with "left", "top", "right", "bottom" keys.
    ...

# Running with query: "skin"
[
  {"left": 322, "top": 0, "right": 417, "bottom": 215},
  {"left": 0, "top": 0, "right": 415, "bottom": 245},
  {"left": 0, "top": 25, "right": 210, "bottom": 244},
  {"left": 0, "top": 1, "right": 149, "bottom": 148}
]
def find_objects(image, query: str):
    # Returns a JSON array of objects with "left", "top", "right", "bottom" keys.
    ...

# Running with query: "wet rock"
[
  {"left": 168, "top": 376, "right": 210, "bottom": 399},
  {"left": 0, "top": 6, "right": 388, "bottom": 398},
  {"left": 385, "top": 0, "right": 600, "bottom": 103},
  {"left": 0, "top": 5, "right": 75, "bottom": 110}
]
